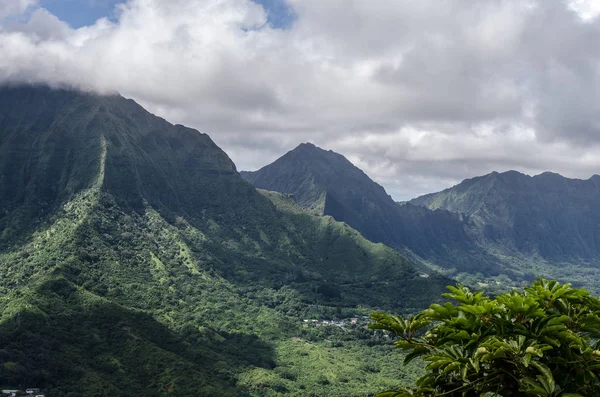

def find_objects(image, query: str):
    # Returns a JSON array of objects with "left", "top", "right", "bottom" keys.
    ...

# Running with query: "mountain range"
[
  {"left": 410, "top": 170, "right": 600, "bottom": 289},
  {"left": 241, "top": 144, "right": 501, "bottom": 276},
  {"left": 242, "top": 144, "right": 600, "bottom": 294},
  {"left": 411, "top": 170, "right": 600, "bottom": 260},
  {"left": 2, "top": 84, "right": 600, "bottom": 396},
  {"left": 0, "top": 85, "right": 447, "bottom": 396}
]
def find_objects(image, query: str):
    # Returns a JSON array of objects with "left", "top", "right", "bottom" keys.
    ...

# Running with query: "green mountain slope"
[
  {"left": 0, "top": 85, "right": 447, "bottom": 396},
  {"left": 241, "top": 144, "right": 503, "bottom": 276},
  {"left": 410, "top": 170, "right": 600, "bottom": 291},
  {"left": 242, "top": 145, "right": 600, "bottom": 294},
  {"left": 241, "top": 143, "right": 397, "bottom": 239}
]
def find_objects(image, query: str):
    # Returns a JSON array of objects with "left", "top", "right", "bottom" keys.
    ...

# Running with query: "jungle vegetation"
[{"left": 371, "top": 279, "right": 600, "bottom": 396}]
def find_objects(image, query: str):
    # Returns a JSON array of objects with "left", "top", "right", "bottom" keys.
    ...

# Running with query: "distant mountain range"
[
  {"left": 410, "top": 170, "right": 600, "bottom": 288},
  {"left": 410, "top": 170, "right": 600, "bottom": 260},
  {"left": 242, "top": 144, "right": 600, "bottom": 293},
  {"left": 0, "top": 85, "right": 448, "bottom": 395}
]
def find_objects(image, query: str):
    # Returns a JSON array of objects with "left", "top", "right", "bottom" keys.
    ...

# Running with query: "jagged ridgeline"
[
  {"left": 0, "top": 85, "right": 447, "bottom": 395},
  {"left": 410, "top": 170, "right": 600, "bottom": 262},
  {"left": 409, "top": 171, "right": 600, "bottom": 291},
  {"left": 241, "top": 143, "right": 503, "bottom": 277},
  {"left": 243, "top": 143, "right": 600, "bottom": 295}
]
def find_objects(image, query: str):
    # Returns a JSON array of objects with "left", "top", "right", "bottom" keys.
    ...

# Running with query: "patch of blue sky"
[
  {"left": 252, "top": 0, "right": 296, "bottom": 29},
  {"left": 40, "top": 0, "right": 295, "bottom": 30},
  {"left": 40, "top": 0, "right": 122, "bottom": 28}
]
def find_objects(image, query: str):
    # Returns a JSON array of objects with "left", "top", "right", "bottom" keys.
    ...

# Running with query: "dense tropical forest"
[{"left": 0, "top": 85, "right": 599, "bottom": 396}]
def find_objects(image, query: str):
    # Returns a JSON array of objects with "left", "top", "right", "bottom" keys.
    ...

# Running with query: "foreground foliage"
[{"left": 371, "top": 279, "right": 600, "bottom": 396}]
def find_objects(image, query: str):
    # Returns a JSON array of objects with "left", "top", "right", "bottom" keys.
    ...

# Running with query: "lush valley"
[{"left": 0, "top": 85, "right": 447, "bottom": 396}]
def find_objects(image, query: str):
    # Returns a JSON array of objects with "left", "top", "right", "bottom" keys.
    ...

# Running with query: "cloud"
[
  {"left": 0, "top": 0, "right": 37, "bottom": 20},
  {"left": 0, "top": 0, "right": 600, "bottom": 200},
  {"left": 13, "top": 8, "right": 72, "bottom": 39},
  {"left": 569, "top": 0, "right": 600, "bottom": 20}
]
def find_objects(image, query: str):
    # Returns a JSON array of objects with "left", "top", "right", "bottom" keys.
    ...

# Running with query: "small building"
[
  {"left": 2, "top": 391, "right": 18, "bottom": 396},
  {"left": 26, "top": 390, "right": 41, "bottom": 394}
]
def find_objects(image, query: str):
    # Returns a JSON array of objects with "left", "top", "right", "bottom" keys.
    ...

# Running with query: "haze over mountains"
[
  {"left": 0, "top": 85, "right": 447, "bottom": 395},
  {"left": 243, "top": 143, "right": 600, "bottom": 294}
]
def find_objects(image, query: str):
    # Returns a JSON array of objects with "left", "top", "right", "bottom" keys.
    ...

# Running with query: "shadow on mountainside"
[{"left": 0, "top": 278, "right": 275, "bottom": 397}]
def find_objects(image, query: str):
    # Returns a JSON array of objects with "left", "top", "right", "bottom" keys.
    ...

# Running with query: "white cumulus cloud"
[
  {"left": 0, "top": 0, "right": 37, "bottom": 20},
  {"left": 1, "top": 0, "right": 600, "bottom": 199}
]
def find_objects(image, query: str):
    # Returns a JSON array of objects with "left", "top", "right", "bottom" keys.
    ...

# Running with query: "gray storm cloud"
[{"left": 1, "top": 0, "right": 599, "bottom": 200}]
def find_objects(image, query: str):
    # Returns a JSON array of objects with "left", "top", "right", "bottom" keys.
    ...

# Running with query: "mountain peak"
[
  {"left": 538, "top": 171, "right": 561, "bottom": 177},
  {"left": 242, "top": 143, "right": 494, "bottom": 275},
  {"left": 295, "top": 142, "right": 317, "bottom": 149},
  {"left": 499, "top": 170, "right": 526, "bottom": 177},
  {"left": 290, "top": 142, "right": 342, "bottom": 159},
  {"left": 0, "top": 84, "right": 243, "bottom": 240},
  {"left": 241, "top": 143, "right": 403, "bottom": 243}
]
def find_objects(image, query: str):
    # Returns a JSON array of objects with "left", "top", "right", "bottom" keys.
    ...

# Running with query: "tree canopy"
[{"left": 370, "top": 279, "right": 600, "bottom": 396}]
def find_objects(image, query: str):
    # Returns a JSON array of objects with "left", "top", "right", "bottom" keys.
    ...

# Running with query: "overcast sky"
[{"left": 1, "top": 0, "right": 600, "bottom": 200}]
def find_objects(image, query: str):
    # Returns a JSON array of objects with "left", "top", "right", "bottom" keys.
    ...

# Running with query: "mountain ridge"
[
  {"left": 242, "top": 143, "right": 505, "bottom": 276},
  {"left": 409, "top": 169, "right": 600, "bottom": 267},
  {"left": 411, "top": 170, "right": 600, "bottom": 216},
  {"left": 243, "top": 143, "right": 600, "bottom": 295},
  {"left": 0, "top": 85, "right": 448, "bottom": 395}
]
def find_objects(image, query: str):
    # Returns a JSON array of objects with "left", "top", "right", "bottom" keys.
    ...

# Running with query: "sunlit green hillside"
[{"left": 0, "top": 85, "right": 447, "bottom": 396}]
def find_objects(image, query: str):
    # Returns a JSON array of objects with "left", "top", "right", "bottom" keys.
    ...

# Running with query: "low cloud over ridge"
[{"left": 1, "top": 0, "right": 600, "bottom": 199}]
